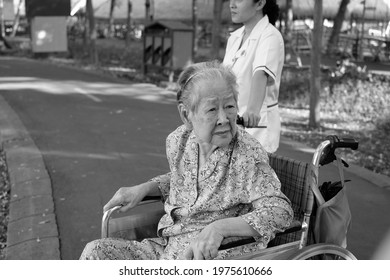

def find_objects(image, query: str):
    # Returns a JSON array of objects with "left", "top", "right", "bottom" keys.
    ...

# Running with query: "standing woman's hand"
[{"left": 242, "top": 110, "right": 261, "bottom": 128}]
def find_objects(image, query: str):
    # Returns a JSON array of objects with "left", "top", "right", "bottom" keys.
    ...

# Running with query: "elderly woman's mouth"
[{"left": 214, "top": 130, "right": 230, "bottom": 135}]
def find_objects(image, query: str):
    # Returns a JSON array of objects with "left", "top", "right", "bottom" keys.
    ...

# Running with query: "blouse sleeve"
[
  {"left": 252, "top": 31, "right": 283, "bottom": 86},
  {"left": 149, "top": 173, "right": 171, "bottom": 202},
  {"left": 148, "top": 125, "right": 188, "bottom": 202},
  {"left": 239, "top": 150, "right": 294, "bottom": 244}
]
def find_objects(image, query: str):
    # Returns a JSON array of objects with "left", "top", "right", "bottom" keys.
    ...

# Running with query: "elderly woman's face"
[{"left": 189, "top": 78, "right": 238, "bottom": 148}]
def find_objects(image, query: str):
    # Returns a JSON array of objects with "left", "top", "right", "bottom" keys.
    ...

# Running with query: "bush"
[
  {"left": 280, "top": 62, "right": 390, "bottom": 176},
  {"left": 280, "top": 62, "right": 390, "bottom": 125},
  {"left": 68, "top": 38, "right": 143, "bottom": 70}
]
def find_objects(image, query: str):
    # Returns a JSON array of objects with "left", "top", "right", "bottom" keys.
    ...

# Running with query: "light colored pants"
[
  {"left": 246, "top": 105, "right": 281, "bottom": 154},
  {"left": 79, "top": 233, "right": 266, "bottom": 260}
]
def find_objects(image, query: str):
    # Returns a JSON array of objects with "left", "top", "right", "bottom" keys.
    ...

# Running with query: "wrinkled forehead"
[
  {"left": 194, "top": 78, "right": 237, "bottom": 101},
  {"left": 198, "top": 93, "right": 236, "bottom": 106}
]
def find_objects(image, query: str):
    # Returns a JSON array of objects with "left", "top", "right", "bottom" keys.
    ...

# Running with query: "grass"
[
  {"left": 0, "top": 150, "right": 10, "bottom": 260},
  {"left": 279, "top": 65, "right": 390, "bottom": 177}
]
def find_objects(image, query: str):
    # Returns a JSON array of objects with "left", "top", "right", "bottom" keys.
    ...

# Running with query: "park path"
[{"left": 1, "top": 56, "right": 389, "bottom": 259}]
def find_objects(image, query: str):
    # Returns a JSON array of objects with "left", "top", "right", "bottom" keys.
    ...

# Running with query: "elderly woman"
[{"left": 80, "top": 61, "right": 293, "bottom": 260}]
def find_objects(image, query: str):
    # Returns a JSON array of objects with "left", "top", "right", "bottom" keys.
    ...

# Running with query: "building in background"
[{"left": 25, "top": 0, "right": 70, "bottom": 53}]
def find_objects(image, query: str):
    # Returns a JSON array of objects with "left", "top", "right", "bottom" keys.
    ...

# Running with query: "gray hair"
[{"left": 176, "top": 61, "right": 238, "bottom": 112}]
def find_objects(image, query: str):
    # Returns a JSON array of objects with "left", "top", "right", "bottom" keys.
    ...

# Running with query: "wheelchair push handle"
[
  {"left": 318, "top": 135, "right": 359, "bottom": 166},
  {"left": 236, "top": 115, "right": 265, "bottom": 128},
  {"left": 326, "top": 135, "right": 359, "bottom": 151}
]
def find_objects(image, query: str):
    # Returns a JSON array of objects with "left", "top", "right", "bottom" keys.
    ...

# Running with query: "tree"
[
  {"left": 192, "top": 0, "right": 199, "bottom": 55},
  {"left": 86, "top": 0, "right": 98, "bottom": 65},
  {"left": 284, "top": 0, "right": 293, "bottom": 37},
  {"left": 210, "top": 0, "right": 224, "bottom": 59},
  {"left": 108, "top": 0, "right": 117, "bottom": 38},
  {"left": 283, "top": 0, "right": 301, "bottom": 65},
  {"left": 0, "top": 0, "right": 4, "bottom": 38},
  {"left": 125, "top": 0, "right": 133, "bottom": 46},
  {"left": 326, "top": 0, "right": 350, "bottom": 55},
  {"left": 145, "top": 0, "right": 154, "bottom": 22},
  {"left": 11, "top": 0, "right": 24, "bottom": 37},
  {"left": 309, "top": 0, "right": 323, "bottom": 129}
]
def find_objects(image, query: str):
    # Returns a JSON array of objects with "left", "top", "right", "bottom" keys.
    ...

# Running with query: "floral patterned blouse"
[{"left": 150, "top": 125, "right": 293, "bottom": 247}]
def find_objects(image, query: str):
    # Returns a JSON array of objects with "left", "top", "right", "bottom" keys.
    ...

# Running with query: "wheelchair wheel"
[{"left": 288, "top": 244, "right": 357, "bottom": 260}]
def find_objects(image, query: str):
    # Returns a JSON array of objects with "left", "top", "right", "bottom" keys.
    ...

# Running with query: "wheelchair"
[{"left": 101, "top": 135, "right": 359, "bottom": 260}]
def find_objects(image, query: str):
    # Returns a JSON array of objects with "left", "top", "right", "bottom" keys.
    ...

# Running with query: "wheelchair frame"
[{"left": 101, "top": 135, "right": 358, "bottom": 260}]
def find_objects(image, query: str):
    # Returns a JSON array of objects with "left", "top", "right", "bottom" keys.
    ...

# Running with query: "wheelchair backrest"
[{"left": 268, "top": 154, "right": 314, "bottom": 245}]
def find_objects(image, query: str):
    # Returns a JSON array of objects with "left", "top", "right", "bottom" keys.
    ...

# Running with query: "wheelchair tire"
[{"left": 287, "top": 243, "right": 357, "bottom": 260}]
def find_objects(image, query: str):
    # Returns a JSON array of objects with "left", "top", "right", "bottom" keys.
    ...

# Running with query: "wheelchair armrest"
[
  {"left": 101, "top": 198, "right": 162, "bottom": 239},
  {"left": 218, "top": 220, "right": 302, "bottom": 250},
  {"left": 275, "top": 219, "right": 302, "bottom": 237},
  {"left": 102, "top": 205, "right": 122, "bottom": 238}
]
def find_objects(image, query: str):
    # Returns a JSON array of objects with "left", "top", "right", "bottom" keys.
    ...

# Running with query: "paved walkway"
[
  {"left": 0, "top": 94, "right": 60, "bottom": 259},
  {"left": 1, "top": 56, "right": 389, "bottom": 260}
]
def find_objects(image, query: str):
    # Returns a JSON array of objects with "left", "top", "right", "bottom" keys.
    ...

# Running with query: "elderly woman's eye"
[{"left": 208, "top": 108, "right": 216, "bottom": 112}]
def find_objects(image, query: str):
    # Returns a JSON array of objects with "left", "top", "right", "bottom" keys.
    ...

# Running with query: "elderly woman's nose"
[{"left": 217, "top": 109, "right": 229, "bottom": 125}]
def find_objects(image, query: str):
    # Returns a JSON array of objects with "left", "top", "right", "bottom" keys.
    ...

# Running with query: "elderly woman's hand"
[
  {"left": 182, "top": 223, "right": 224, "bottom": 260},
  {"left": 103, "top": 182, "right": 157, "bottom": 213}
]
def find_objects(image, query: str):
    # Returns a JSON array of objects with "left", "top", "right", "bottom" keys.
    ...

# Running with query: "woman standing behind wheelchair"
[
  {"left": 223, "top": 0, "right": 284, "bottom": 153},
  {"left": 80, "top": 61, "right": 293, "bottom": 260}
]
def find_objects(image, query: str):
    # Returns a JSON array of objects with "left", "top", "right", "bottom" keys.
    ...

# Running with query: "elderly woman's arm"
[
  {"left": 103, "top": 181, "right": 161, "bottom": 213},
  {"left": 184, "top": 158, "right": 293, "bottom": 260},
  {"left": 184, "top": 194, "right": 292, "bottom": 260},
  {"left": 103, "top": 172, "right": 171, "bottom": 213},
  {"left": 183, "top": 216, "right": 260, "bottom": 260},
  {"left": 239, "top": 192, "right": 293, "bottom": 244}
]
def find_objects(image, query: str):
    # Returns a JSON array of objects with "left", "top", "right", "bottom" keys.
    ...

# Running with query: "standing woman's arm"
[{"left": 242, "top": 70, "right": 268, "bottom": 128}]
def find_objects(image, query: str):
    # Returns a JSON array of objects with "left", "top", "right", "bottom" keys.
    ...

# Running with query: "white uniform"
[{"left": 223, "top": 15, "right": 284, "bottom": 153}]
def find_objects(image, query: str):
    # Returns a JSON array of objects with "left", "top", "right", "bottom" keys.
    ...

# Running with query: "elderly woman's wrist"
[
  {"left": 139, "top": 181, "right": 159, "bottom": 197},
  {"left": 210, "top": 219, "right": 229, "bottom": 238}
]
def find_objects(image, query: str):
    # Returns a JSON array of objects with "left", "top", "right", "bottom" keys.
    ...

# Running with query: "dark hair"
[{"left": 256, "top": 0, "right": 280, "bottom": 26}]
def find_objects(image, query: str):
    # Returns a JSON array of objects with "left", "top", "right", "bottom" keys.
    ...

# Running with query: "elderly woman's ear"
[{"left": 178, "top": 103, "right": 193, "bottom": 130}]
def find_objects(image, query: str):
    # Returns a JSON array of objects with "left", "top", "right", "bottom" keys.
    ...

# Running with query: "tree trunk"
[
  {"left": 326, "top": 0, "right": 350, "bottom": 55},
  {"left": 284, "top": 0, "right": 293, "bottom": 37},
  {"left": 108, "top": 0, "right": 116, "bottom": 38},
  {"left": 309, "top": 0, "right": 323, "bottom": 129},
  {"left": 86, "top": 0, "right": 98, "bottom": 65},
  {"left": 125, "top": 0, "right": 132, "bottom": 47},
  {"left": 211, "top": 0, "right": 223, "bottom": 59},
  {"left": 11, "top": 0, "right": 23, "bottom": 37},
  {"left": 0, "top": 0, "right": 5, "bottom": 38},
  {"left": 192, "top": 0, "right": 199, "bottom": 55},
  {"left": 145, "top": 0, "right": 150, "bottom": 21},
  {"left": 284, "top": 0, "right": 298, "bottom": 64},
  {"left": 358, "top": 0, "right": 367, "bottom": 61},
  {"left": 145, "top": 0, "right": 154, "bottom": 22}
]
